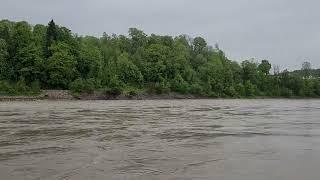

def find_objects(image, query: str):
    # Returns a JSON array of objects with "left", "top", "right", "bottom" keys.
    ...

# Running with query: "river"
[{"left": 0, "top": 99, "right": 320, "bottom": 180}]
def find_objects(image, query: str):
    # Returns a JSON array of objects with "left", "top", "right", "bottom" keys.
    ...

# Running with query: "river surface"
[{"left": 0, "top": 99, "right": 320, "bottom": 180}]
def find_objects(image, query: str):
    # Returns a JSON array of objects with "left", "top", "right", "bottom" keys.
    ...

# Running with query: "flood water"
[{"left": 0, "top": 99, "right": 320, "bottom": 180}]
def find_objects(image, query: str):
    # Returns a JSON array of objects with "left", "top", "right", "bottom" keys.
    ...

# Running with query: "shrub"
[
  {"left": 244, "top": 81, "right": 257, "bottom": 97},
  {"left": 224, "top": 86, "right": 239, "bottom": 98},
  {"left": 189, "top": 83, "right": 203, "bottom": 95},
  {"left": 280, "top": 88, "right": 293, "bottom": 97},
  {"left": 30, "top": 81, "right": 41, "bottom": 94},
  {"left": 104, "top": 87, "right": 122, "bottom": 96},
  {"left": 123, "top": 87, "right": 142, "bottom": 97},
  {"left": 0, "top": 80, "right": 41, "bottom": 96},
  {"left": 70, "top": 78, "right": 95, "bottom": 94},
  {"left": 155, "top": 80, "right": 170, "bottom": 94},
  {"left": 0, "top": 81, "right": 15, "bottom": 95},
  {"left": 15, "top": 80, "right": 29, "bottom": 94},
  {"left": 235, "top": 83, "right": 245, "bottom": 97},
  {"left": 171, "top": 74, "right": 189, "bottom": 94}
]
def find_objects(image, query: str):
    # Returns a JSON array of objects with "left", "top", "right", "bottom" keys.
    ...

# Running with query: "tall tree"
[
  {"left": 46, "top": 42, "right": 78, "bottom": 89},
  {"left": 258, "top": 60, "right": 272, "bottom": 75},
  {"left": 10, "top": 21, "right": 36, "bottom": 81},
  {"left": 45, "top": 20, "right": 58, "bottom": 57},
  {"left": 192, "top": 37, "right": 207, "bottom": 55},
  {"left": 0, "top": 39, "right": 9, "bottom": 79},
  {"left": 241, "top": 60, "right": 258, "bottom": 84},
  {"left": 0, "top": 19, "right": 319, "bottom": 98}
]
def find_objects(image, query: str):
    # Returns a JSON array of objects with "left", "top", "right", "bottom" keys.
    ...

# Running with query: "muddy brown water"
[{"left": 0, "top": 99, "right": 320, "bottom": 180}]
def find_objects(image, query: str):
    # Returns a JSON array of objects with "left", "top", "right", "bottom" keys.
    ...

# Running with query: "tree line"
[{"left": 0, "top": 19, "right": 319, "bottom": 97}]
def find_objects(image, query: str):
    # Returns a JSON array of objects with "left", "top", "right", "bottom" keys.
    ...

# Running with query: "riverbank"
[
  {"left": 1, "top": 90, "right": 319, "bottom": 101},
  {"left": 0, "top": 90, "right": 205, "bottom": 101},
  {"left": 55, "top": 90, "right": 208, "bottom": 100}
]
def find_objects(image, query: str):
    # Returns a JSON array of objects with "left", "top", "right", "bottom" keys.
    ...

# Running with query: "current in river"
[{"left": 0, "top": 99, "right": 320, "bottom": 180}]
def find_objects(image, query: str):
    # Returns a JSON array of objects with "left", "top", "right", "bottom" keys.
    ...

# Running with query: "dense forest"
[{"left": 0, "top": 19, "right": 319, "bottom": 98}]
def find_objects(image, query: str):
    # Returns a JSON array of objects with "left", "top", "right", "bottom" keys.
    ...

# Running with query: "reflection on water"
[{"left": 1, "top": 99, "right": 320, "bottom": 180}]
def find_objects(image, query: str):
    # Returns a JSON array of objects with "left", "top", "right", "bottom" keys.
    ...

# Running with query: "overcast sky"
[{"left": 1, "top": 0, "right": 319, "bottom": 70}]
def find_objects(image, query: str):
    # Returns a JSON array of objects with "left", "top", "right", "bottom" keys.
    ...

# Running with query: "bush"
[
  {"left": 0, "top": 80, "right": 40, "bottom": 96},
  {"left": 15, "top": 80, "right": 29, "bottom": 93},
  {"left": 208, "top": 91, "right": 218, "bottom": 98},
  {"left": 189, "top": 83, "right": 203, "bottom": 95},
  {"left": 235, "top": 83, "right": 245, "bottom": 97},
  {"left": 70, "top": 78, "right": 95, "bottom": 94},
  {"left": 224, "top": 86, "right": 239, "bottom": 98},
  {"left": 171, "top": 74, "right": 189, "bottom": 94},
  {"left": 30, "top": 81, "right": 41, "bottom": 93},
  {"left": 212, "top": 83, "right": 224, "bottom": 96},
  {"left": 104, "top": 87, "right": 122, "bottom": 96},
  {"left": 123, "top": 87, "right": 142, "bottom": 97},
  {"left": 244, "top": 81, "right": 257, "bottom": 97},
  {"left": 280, "top": 88, "right": 293, "bottom": 97},
  {"left": 0, "top": 81, "right": 15, "bottom": 95},
  {"left": 155, "top": 80, "right": 170, "bottom": 94}
]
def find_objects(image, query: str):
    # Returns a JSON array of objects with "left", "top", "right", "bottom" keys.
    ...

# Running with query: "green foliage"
[
  {"left": 45, "top": 20, "right": 58, "bottom": 57},
  {"left": 70, "top": 78, "right": 96, "bottom": 94},
  {"left": 244, "top": 81, "right": 257, "bottom": 97},
  {"left": 241, "top": 60, "right": 258, "bottom": 84},
  {"left": 291, "top": 68, "right": 320, "bottom": 78},
  {"left": 280, "top": 88, "right": 294, "bottom": 98},
  {"left": 117, "top": 53, "right": 143, "bottom": 86},
  {"left": 100, "top": 74, "right": 125, "bottom": 96},
  {"left": 30, "top": 80, "right": 41, "bottom": 94},
  {"left": 0, "top": 81, "right": 15, "bottom": 95},
  {"left": 0, "top": 39, "right": 9, "bottom": 79},
  {"left": 258, "top": 60, "right": 272, "bottom": 75},
  {"left": 191, "top": 54, "right": 207, "bottom": 69},
  {"left": 192, "top": 37, "right": 207, "bottom": 55},
  {"left": 154, "top": 79, "right": 171, "bottom": 94},
  {"left": 235, "top": 83, "right": 246, "bottom": 97},
  {"left": 0, "top": 19, "right": 318, "bottom": 98},
  {"left": 224, "top": 86, "right": 239, "bottom": 98},
  {"left": 46, "top": 42, "right": 77, "bottom": 89},
  {"left": 78, "top": 37, "right": 102, "bottom": 78},
  {"left": 189, "top": 83, "right": 203, "bottom": 95},
  {"left": 170, "top": 74, "right": 189, "bottom": 94},
  {"left": 123, "top": 87, "right": 143, "bottom": 97},
  {"left": 15, "top": 43, "right": 43, "bottom": 83},
  {"left": 314, "top": 80, "right": 320, "bottom": 96},
  {"left": 0, "top": 80, "right": 40, "bottom": 96}
]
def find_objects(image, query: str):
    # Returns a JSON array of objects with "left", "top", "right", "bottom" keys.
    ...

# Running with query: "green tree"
[
  {"left": 244, "top": 81, "right": 257, "bottom": 97},
  {"left": 171, "top": 74, "right": 189, "bottom": 94},
  {"left": 46, "top": 42, "right": 78, "bottom": 89},
  {"left": 45, "top": 20, "right": 58, "bottom": 57},
  {"left": 15, "top": 42, "right": 43, "bottom": 83},
  {"left": 241, "top": 60, "right": 258, "bottom": 84},
  {"left": 10, "top": 21, "right": 39, "bottom": 81},
  {"left": 1, "top": 19, "right": 319, "bottom": 98},
  {"left": 0, "top": 39, "right": 9, "bottom": 79},
  {"left": 258, "top": 60, "right": 272, "bottom": 75},
  {"left": 116, "top": 53, "right": 143, "bottom": 87},
  {"left": 192, "top": 37, "right": 207, "bottom": 55},
  {"left": 128, "top": 28, "right": 147, "bottom": 53},
  {"left": 78, "top": 38, "right": 102, "bottom": 78}
]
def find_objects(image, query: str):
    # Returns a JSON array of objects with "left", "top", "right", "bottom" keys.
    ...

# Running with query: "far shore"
[
  {"left": 0, "top": 90, "right": 319, "bottom": 101},
  {"left": 0, "top": 90, "right": 207, "bottom": 101}
]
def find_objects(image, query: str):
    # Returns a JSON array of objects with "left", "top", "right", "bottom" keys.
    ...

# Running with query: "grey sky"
[{"left": 1, "top": 0, "right": 319, "bottom": 70}]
